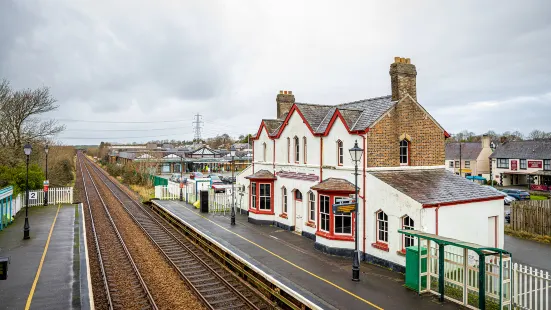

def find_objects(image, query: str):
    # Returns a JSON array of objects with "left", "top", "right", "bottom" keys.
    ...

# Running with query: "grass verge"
[
  {"left": 530, "top": 195, "right": 548, "bottom": 200},
  {"left": 129, "top": 184, "right": 155, "bottom": 202},
  {"left": 504, "top": 226, "right": 551, "bottom": 244}
]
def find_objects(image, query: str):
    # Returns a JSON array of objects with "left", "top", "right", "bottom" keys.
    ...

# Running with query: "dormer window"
[{"left": 400, "top": 140, "right": 409, "bottom": 165}]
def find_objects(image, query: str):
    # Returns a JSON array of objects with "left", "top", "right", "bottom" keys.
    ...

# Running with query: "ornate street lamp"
[
  {"left": 44, "top": 145, "right": 49, "bottom": 206},
  {"left": 24, "top": 143, "right": 32, "bottom": 240},
  {"left": 349, "top": 140, "right": 363, "bottom": 281},
  {"left": 230, "top": 145, "right": 236, "bottom": 225}
]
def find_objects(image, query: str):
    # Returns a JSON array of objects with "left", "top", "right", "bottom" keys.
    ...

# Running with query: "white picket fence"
[
  {"left": 513, "top": 263, "right": 550, "bottom": 310},
  {"left": 13, "top": 187, "right": 74, "bottom": 215}
]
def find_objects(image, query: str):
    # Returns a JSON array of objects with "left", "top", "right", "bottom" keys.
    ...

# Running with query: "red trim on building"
[
  {"left": 444, "top": 130, "right": 451, "bottom": 138},
  {"left": 252, "top": 140, "right": 255, "bottom": 174},
  {"left": 319, "top": 137, "right": 323, "bottom": 181},
  {"left": 316, "top": 191, "right": 356, "bottom": 241},
  {"left": 248, "top": 179, "right": 275, "bottom": 215},
  {"left": 422, "top": 196, "right": 504, "bottom": 208},
  {"left": 273, "top": 139, "right": 276, "bottom": 170},
  {"left": 372, "top": 242, "right": 389, "bottom": 252},
  {"left": 361, "top": 134, "right": 367, "bottom": 255}
]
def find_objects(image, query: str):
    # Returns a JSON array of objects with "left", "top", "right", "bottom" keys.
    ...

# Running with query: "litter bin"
[
  {"left": 200, "top": 190, "right": 209, "bottom": 213},
  {"left": 405, "top": 246, "right": 427, "bottom": 292},
  {"left": 0, "top": 257, "right": 9, "bottom": 280}
]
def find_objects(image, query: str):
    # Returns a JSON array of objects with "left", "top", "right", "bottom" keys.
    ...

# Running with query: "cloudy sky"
[{"left": 1, "top": 1, "right": 550, "bottom": 145}]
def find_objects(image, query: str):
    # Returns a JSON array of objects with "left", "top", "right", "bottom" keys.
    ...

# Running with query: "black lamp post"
[
  {"left": 179, "top": 155, "right": 184, "bottom": 201},
  {"left": 23, "top": 143, "right": 32, "bottom": 240},
  {"left": 349, "top": 140, "right": 363, "bottom": 281},
  {"left": 230, "top": 146, "right": 236, "bottom": 225},
  {"left": 44, "top": 144, "right": 49, "bottom": 206}
]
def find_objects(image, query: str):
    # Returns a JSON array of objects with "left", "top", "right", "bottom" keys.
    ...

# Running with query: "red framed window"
[
  {"left": 334, "top": 197, "right": 352, "bottom": 235},
  {"left": 259, "top": 184, "right": 271, "bottom": 210},
  {"left": 319, "top": 195, "right": 330, "bottom": 232},
  {"left": 337, "top": 140, "right": 344, "bottom": 166},
  {"left": 402, "top": 215, "right": 414, "bottom": 251},
  {"left": 376, "top": 210, "right": 388, "bottom": 243},
  {"left": 316, "top": 191, "right": 355, "bottom": 241},
  {"left": 287, "top": 138, "right": 290, "bottom": 163},
  {"left": 250, "top": 182, "right": 257, "bottom": 209}
]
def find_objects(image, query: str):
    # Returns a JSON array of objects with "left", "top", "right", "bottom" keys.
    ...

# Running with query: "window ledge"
[
  {"left": 371, "top": 242, "right": 389, "bottom": 252},
  {"left": 305, "top": 221, "right": 316, "bottom": 228},
  {"left": 279, "top": 213, "right": 288, "bottom": 219},
  {"left": 249, "top": 209, "right": 275, "bottom": 215},
  {"left": 295, "top": 199, "right": 302, "bottom": 202},
  {"left": 316, "top": 231, "right": 354, "bottom": 241},
  {"left": 397, "top": 249, "right": 406, "bottom": 256}
]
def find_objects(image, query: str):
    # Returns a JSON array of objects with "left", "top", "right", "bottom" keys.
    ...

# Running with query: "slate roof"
[
  {"left": 369, "top": 169, "right": 504, "bottom": 206},
  {"left": 260, "top": 95, "right": 396, "bottom": 137},
  {"left": 311, "top": 178, "right": 356, "bottom": 192},
  {"left": 445, "top": 142, "right": 482, "bottom": 160},
  {"left": 489, "top": 141, "right": 551, "bottom": 160},
  {"left": 263, "top": 119, "right": 284, "bottom": 135},
  {"left": 245, "top": 169, "right": 277, "bottom": 180}
]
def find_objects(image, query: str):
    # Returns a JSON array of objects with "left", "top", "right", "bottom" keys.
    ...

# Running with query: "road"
[{"left": 504, "top": 234, "right": 551, "bottom": 271}]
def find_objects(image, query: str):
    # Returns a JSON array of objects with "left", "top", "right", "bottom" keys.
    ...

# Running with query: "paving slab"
[{"left": 153, "top": 199, "right": 461, "bottom": 310}]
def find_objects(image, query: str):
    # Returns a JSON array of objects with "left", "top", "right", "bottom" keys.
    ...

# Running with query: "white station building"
[{"left": 236, "top": 57, "right": 505, "bottom": 272}]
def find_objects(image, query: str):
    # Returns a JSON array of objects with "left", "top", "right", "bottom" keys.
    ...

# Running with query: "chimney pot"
[
  {"left": 405, "top": 58, "right": 411, "bottom": 64},
  {"left": 279, "top": 90, "right": 283, "bottom": 94},
  {"left": 394, "top": 56, "right": 400, "bottom": 63}
]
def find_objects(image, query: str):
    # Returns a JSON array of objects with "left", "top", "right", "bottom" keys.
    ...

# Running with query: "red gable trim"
[
  {"left": 444, "top": 130, "right": 451, "bottom": 139},
  {"left": 274, "top": 104, "right": 317, "bottom": 138},
  {"left": 422, "top": 196, "right": 503, "bottom": 208}
]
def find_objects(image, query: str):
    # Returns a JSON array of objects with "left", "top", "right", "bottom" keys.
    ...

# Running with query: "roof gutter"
[{"left": 422, "top": 196, "right": 504, "bottom": 208}]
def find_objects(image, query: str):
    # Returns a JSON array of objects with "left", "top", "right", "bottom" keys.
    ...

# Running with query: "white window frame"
[
  {"left": 259, "top": 183, "right": 271, "bottom": 210},
  {"left": 545, "top": 159, "right": 551, "bottom": 171},
  {"left": 449, "top": 161, "right": 454, "bottom": 168},
  {"left": 337, "top": 140, "right": 344, "bottom": 166},
  {"left": 376, "top": 210, "right": 388, "bottom": 244},
  {"left": 334, "top": 197, "right": 352, "bottom": 235},
  {"left": 251, "top": 182, "right": 257, "bottom": 209},
  {"left": 308, "top": 191, "right": 315, "bottom": 222},
  {"left": 520, "top": 159, "right": 527, "bottom": 170},
  {"left": 455, "top": 160, "right": 460, "bottom": 167},
  {"left": 294, "top": 136, "right": 299, "bottom": 163},
  {"left": 400, "top": 140, "right": 409, "bottom": 165},
  {"left": 282, "top": 187, "right": 287, "bottom": 213},
  {"left": 402, "top": 215, "right": 415, "bottom": 251},
  {"left": 287, "top": 138, "right": 290, "bottom": 163},
  {"left": 303, "top": 137, "right": 307, "bottom": 164},
  {"left": 465, "top": 160, "right": 470, "bottom": 168},
  {"left": 497, "top": 158, "right": 509, "bottom": 169},
  {"left": 319, "top": 195, "right": 330, "bottom": 232}
]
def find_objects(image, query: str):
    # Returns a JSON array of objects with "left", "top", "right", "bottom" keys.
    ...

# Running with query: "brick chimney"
[
  {"left": 389, "top": 57, "right": 417, "bottom": 101},
  {"left": 276, "top": 90, "right": 295, "bottom": 119}
]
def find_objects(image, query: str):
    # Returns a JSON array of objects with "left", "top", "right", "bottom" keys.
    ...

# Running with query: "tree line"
[
  {"left": 447, "top": 129, "right": 551, "bottom": 143},
  {"left": 0, "top": 79, "right": 71, "bottom": 194}
]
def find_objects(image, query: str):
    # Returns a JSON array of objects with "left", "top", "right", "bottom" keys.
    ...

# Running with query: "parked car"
[
  {"left": 189, "top": 172, "right": 204, "bottom": 180},
  {"left": 483, "top": 186, "right": 516, "bottom": 205},
  {"left": 500, "top": 189, "right": 530, "bottom": 201},
  {"left": 208, "top": 174, "right": 224, "bottom": 185}
]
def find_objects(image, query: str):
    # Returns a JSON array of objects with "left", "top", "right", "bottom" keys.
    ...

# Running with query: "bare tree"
[{"left": 0, "top": 80, "right": 64, "bottom": 155}]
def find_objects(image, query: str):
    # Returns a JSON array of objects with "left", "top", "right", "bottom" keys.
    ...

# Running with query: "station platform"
[
  {"left": 152, "top": 200, "right": 460, "bottom": 310},
  {"left": 0, "top": 204, "right": 92, "bottom": 310}
]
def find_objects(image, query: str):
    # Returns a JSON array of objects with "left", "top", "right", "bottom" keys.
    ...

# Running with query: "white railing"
[
  {"left": 513, "top": 263, "right": 550, "bottom": 310},
  {"left": 154, "top": 184, "right": 244, "bottom": 214},
  {"left": 9, "top": 187, "right": 74, "bottom": 217}
]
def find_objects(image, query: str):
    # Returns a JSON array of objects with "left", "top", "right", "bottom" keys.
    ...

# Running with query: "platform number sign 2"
[{"left": 29, "top": 192, "right": 37, "bottom": 200}]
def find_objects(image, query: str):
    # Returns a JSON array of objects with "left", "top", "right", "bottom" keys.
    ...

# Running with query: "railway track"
[
  {"left": 82, "top": 156, "right": 273, "bottom": 310},
  {"left": 78, "top": 154, "right": 158, "bottom": 310}
]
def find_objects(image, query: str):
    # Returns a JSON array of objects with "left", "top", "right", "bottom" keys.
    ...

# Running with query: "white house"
[{"left": 236, "top": 57, "right": 504, "bottom": 272}]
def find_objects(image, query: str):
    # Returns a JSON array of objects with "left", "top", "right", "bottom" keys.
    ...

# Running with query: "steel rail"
[
  {"left": 84, "top": 156, "right": 266, "bottom": 310},
  {"left": 79, "top": 153, "right": 158, "bottom": 310}
]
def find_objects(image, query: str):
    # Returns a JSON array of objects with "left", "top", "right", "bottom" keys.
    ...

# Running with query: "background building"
[{"left": 445, "top": 135, "right": 493, "bottom": 179}]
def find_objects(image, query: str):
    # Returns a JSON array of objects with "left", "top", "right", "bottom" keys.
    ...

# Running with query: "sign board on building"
[
  {"left": 530, "top": 184, "right": 549, "bottom": 191},
  {"left": 528, "top": 161, "right": 543, "bottom": 168},
  {"left": 332, "top": 199, "right": 356, "bottom": 214},
  {"left": 511, "top": 160, "right": 518, "bottom": 171}
]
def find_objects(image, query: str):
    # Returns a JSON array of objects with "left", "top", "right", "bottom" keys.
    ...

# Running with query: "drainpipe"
[
  {"left": 435, "top": 205, "right": 440, "bottom": 235},
  {"left": 252, "top": 140, "right": 255, "bottom": 173},
  {"left": 319, "top": 137, "right": 323, "bottom": 180},
  {"left": 361, "top": 134, "right": 367, "bottom": 257},
  {"left": 273, "top": 139, "right": 276, "bottom": 172}
]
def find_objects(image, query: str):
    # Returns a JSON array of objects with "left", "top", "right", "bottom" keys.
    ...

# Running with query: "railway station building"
[{"left": 236, "top": 57, "right": 505, "bottom": 272}]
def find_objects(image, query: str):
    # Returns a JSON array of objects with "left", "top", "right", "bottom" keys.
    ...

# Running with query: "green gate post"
[
  {"left": 1, "top": 198, "right": 4, "bottom": 231},
  {"left": 479, "top": 253, "right": 486, "bottom": 310},
  {"left": 439, "top": 244, "right": 445, "bottom": 301}
]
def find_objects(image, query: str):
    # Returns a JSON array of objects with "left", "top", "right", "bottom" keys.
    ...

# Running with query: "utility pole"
[
  {"left": 192, "top": 114, "right": 203, "bottom": 141},
  {"left": 459, "top": 142, "right": 462, "bottom": 177}
]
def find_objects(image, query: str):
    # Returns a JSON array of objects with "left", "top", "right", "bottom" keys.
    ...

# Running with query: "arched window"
[
  {"left": 400, "top": 140, "right": 409, "bottom": 165},
  {"left": 262, "top": 142, "right": 267, "bottom": 162},
  {"left": 294, "top": 136, "right": 299, "bottom": 163},
  {"left": 287, "top": 137, "right": 290, "bottom": 163},
  {"left": 402, "top": 215, "right": 415, "bottom": 250},
  {"left": 303, "top": 137, "right": 307, "bottom": 164},
  {"left": 337, "top": 140, "right": 344, "bottom": 166},
  {"left": 376, "top": 210, "right": 388, "bottom": 243},
  {"left": 295, "top": 190, "right": 302, "bottom": 201},
  {"left": 308, "top": 191, "right": 315, "bottom": 222},
  {"left": 282, "top": 187, "right": 288, "bottom": 213}
]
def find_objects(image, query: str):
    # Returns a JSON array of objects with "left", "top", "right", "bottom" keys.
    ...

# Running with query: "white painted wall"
[
  {"left": 491, "top": 158, "right": 548, "bottom": 185},
  {"left": 438, "top": 199, "right": 504, "bottom": 248},
  {"left": 365, "top": 174, "right": 423, "bottom": 266}
]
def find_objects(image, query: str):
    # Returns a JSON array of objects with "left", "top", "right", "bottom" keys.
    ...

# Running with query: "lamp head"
[
  {"left": 24, "top": 143, "right": 32, "bottom": 156},
  {"left": 348, "top": 140, "right": 363, "bottom": 163},
  {"left": 230, "top": 145, "right": 236, "bottom": 157},
  {"left": 44, "top": 144, "right": 49, "bottom": 154}
]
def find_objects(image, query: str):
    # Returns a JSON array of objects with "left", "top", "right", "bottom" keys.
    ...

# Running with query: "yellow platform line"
[
  {"left": 25, "top": 204, "right": 61, "bottom": 310},
  {"left": 179, "top": 205, "right": 383, "bottom": 310}
]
